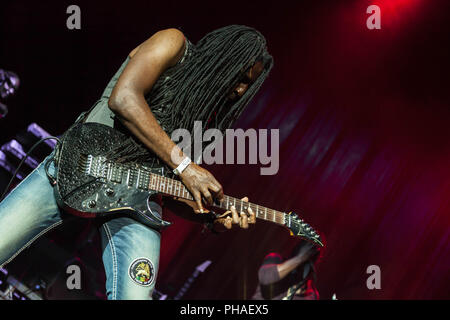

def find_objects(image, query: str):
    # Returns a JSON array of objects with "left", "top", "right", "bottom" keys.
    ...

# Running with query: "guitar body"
[{"left": 54, "top": 122, "right": 171, "bottom": 229}]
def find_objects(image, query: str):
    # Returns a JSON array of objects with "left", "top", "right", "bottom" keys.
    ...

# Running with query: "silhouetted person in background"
[{"left": 252, "top": 241, "right": 321, "bottom": 300}]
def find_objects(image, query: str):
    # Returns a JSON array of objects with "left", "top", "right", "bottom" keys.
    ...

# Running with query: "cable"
[{"left": 0, "top": 136, "right": 61, "bottom": 202}]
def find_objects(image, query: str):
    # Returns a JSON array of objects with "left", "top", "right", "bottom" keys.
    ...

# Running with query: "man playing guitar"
[{"left": 0, "top": 25, "right": 274, "bottom": 299}]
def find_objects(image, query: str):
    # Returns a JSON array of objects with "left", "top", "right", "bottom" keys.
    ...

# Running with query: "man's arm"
[
  {"left": 259, "top": 243, "right": 316, "bottom": 285},
  {"left": 108, "top": 28, "right": 223, "bottom": 212},
  {"left": 275, "top": 255, "right": 309, "bottom": 280},
  {"left": 258, "top": 256, "right": 305, "bottom": 286}
]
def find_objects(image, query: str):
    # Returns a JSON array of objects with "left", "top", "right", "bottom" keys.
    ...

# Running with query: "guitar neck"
[{"left": 148, "top": 172, "right": 286, "bottom": 226}]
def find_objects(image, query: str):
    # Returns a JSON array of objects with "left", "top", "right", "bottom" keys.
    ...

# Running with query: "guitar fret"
[
  {"left": 149, "top": 174, "right": 153, "bottom": 190},
  {"left": 174, "top": 181, "right": 179, "bottom": 197},
  {"left": 166, "top": 177, "right": 170, "bottom": 194},
  {"left": 152, "top": 174, "right": 156, "bottom": 190},
  {"left": 167, "top": 177, "right": 171, "bottom": 194}
]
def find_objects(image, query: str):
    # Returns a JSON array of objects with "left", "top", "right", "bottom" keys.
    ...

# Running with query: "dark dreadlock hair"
[
  {"left": 148, "top": 24, "right": 274, "bottom": 135},
  {"left": 106, "top": 25, "right": 273, "bottom": 170}
]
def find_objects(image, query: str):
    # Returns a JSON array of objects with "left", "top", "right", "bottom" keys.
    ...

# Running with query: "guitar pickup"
[
  {"left": 126, "top": 168, "right": 136, "bottom": 187},
  {"left": 110, "top": 165, "right": 123, "bottom": 183},
  {"left": 137, "top": 171, "right": 150, "bottom": 190}
]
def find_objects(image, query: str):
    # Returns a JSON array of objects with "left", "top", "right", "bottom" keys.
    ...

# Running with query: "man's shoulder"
[
  {"left": 153, "top": 28, "right": 186, "bottom": 48},
  {"left": 129, "top": 28, "right": 186, "bottom": 64},
  {"left": 157, "top": 28, "right": 185, "bottom": 37},
  {"left": 143, "top": 28, "right": 186, "bottom": 65}
]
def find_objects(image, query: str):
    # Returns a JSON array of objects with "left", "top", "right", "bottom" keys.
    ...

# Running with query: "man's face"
[{"left": 228, "top": 60, "right": 265, "bottom": 101}]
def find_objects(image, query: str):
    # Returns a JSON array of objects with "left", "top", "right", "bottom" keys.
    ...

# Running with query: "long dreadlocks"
[
  {"left": 107, "top": 25, "right": 274, "bottom": 173},
  {"left": 147, "top": 24, "right": 274, "bottom": 134}
]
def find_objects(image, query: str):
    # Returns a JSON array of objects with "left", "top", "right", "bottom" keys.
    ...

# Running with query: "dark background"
[{"left": 1, "top": 0, "right": 449, "bottom": 299}]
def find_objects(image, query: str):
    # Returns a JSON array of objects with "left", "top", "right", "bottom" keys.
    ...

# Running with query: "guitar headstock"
[{"left": 286, "top": 212, "right": 323, "bottom": 247}]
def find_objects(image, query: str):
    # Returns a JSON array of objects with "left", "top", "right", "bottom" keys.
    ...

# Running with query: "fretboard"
[{"left": 147, "top": 172, "right": 286, "bottom": 226}]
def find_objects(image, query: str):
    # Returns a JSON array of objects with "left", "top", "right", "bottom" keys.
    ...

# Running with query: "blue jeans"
[{"left": 0, "top": 155, "right": 162, "bottom": 300}]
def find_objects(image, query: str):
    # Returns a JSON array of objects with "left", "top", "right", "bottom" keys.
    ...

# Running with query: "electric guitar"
[{"left": 53, "top": 122, "right": 323, "bottom": 246}]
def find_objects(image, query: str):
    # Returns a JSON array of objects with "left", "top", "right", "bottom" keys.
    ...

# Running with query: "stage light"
[
  {"left": 0, "top": 69, "right": 20, "bottom": 99},
  {"left": 0, "top": 268, "right": 8, "bottom": 293},
  {"left": 368, "top": 0, "right": 424, "bottom": 27}
]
